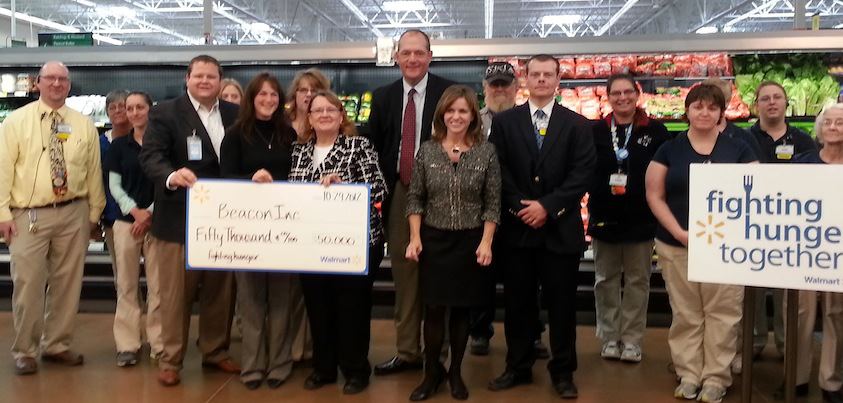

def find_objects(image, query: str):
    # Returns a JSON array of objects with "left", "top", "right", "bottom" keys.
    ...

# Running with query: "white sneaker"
[
  {"left": 697, "top": 384, "right": 726, "bottom": 403},
  {"left": 600, "top": 341, "right": 621, "bottom": 360},
  {"left": 620, "top": 343, "right": 642, "bottom": 363},
  {"left": 674, "top": 382, "right": 699, "bottom": 400}
]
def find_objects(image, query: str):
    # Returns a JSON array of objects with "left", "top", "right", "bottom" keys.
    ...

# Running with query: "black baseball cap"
[{"left": 485, "top": 62, "right": 515, "bottom": 85}]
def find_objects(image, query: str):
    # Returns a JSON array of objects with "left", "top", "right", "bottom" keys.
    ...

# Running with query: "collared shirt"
[
  {"left": 0, "top": 99, "right": 105, "bottom": 222},
  {"left": 528, "top": 98, "right": 555, "bottom": 128},
  {"left": 479, "top": 106, "right": 494, "bottom": 138},
  {"left": 397, "top": 73, "right": 429, "bottom": 171},
  {"left": 187, "top": 91, "right": 225, "bottom": 161}
]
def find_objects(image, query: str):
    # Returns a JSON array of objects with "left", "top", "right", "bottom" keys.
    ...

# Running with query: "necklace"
[
  {"left": 451, "top": 145, "right": 461, "bottom": 154},
  {"left": 257, "top": 127, "right": 276, "bottom": 150}
]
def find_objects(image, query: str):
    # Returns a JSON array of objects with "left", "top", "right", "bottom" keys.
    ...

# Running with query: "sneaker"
[
  {"left": 674, "top": 382, "right": 699, "bottom": 400},
  {"left": 600, "top": 341, "right": 621, "bottom": 360},
  {"left": 697, "top": 384, "right": 726, "bottom": 403},
  {"left": 470, "top": 337, "right": 490, "bottom": 356},
  {"left": 116, "top": 351, "right": 138, "bottom": 367},
  {"left": 620, "top": 344, "right": 642, "bottom": 363}
]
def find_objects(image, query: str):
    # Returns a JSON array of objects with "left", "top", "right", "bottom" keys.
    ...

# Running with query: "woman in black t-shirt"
[
  {"left": 219, "top": 73, "right": 297, "bottom": 390},
  {"left": 645, "top": 84, "right": 757, "bottom": 403}
]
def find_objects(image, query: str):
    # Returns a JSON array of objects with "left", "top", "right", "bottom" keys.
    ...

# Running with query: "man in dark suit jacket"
[
  {"left": 367, "top": 29, "right": 455, "bottom": 375},
  {"left": 139, "top": 55, "right": 240, "bottom": 386},
  {"left": 487, "top": 54, "right": 596, "bottom": 399}
]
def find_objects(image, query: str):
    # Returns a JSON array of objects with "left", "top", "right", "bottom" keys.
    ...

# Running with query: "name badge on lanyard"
[
  {"left": 610, "top": 118, "right": 634, "bottom": 195},
  {"left": 609, "top": 173, "right": 628, "bottom": 195},
  {"left": 187, "top": 130, "right": 203, "bottom": 161},
  {"left": 776, "top": 144, "right": 794, "bottom": 160},
  {"left": 56, "top": 124, "right": 72, "bottom": 141}
]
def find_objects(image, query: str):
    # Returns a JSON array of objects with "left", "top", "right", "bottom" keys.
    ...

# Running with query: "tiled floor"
[{"left": 0, "top": 311, "right": 825, "bottom": 403}]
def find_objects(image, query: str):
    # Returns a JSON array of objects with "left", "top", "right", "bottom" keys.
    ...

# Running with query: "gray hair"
[
  {"left": 105, "top": 89, "right": 130, "bottom": 109},
  {"left": 814, "top": 103, "right": 843, "bottom": 145}
]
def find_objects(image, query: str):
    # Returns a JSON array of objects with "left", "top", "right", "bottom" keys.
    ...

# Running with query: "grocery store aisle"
[{"left": 0, "top": 312, "right": 823, "bottom": 402}]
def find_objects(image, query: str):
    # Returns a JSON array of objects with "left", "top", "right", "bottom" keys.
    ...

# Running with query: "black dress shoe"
[
  {"left": 266, "top": 378, "right": 284, "bottom": 389},
  {"left": 343, "top": 377, "right": 369, "bottom": 395},
  {"left": 553, "top": 378, "right": 579, "bottom": 399},
  {"left": 487, "top": 370, "right": 532, "bottom": 391},
  {"left": 823, "top": 389, "right": 843, "bottom": 403},
  {"left": 243, "top": 379, "right": 262, "bottom": 390},
  {"left": 773, "top": 383, "right": 809, "bottom": 400},
  {"left": 303, "top": 372, "right": 336, "bottom": 390},
  {"left": 374, "top": 356, "right": 423, "bottom": 376},
  {"left": 409, "top": 368, "right": 445, "bottom": 401},
  {"left": 449, "top": 374, "right": 469, "bottom": 400}
]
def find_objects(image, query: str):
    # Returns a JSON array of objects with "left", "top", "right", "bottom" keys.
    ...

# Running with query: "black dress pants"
[
  {"left": 502, "top": 246, "right": 580, "bottom": 378},
  {"left": 300, "top": 243, "right": 384, "bottom": 380}
]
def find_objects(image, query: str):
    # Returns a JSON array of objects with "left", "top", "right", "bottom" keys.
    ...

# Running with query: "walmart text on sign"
[{"left": 688, "top": 164, "right": 843, "bottom": 292}]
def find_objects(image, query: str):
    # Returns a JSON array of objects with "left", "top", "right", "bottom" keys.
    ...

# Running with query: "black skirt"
[{"left": 419, "top": 224, "right": 494, "bottom": 307}]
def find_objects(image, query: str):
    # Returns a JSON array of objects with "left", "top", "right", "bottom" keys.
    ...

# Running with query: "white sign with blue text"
[
  {"left": 186, "top": 179, "right": 371, "bottom": 275},
  {"left": 689, "top": 164, "right": 843, "bottom": 292}
]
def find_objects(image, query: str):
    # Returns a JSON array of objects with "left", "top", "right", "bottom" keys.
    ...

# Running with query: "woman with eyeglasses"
[
  {"left": 589, "top": 74, "right": 670, "bottom": 364},
  {"left": 287, "top": 68, "right": 331, "bottom": 142},
  {"left": 219, "top": 72, "right": 298, "bottom": 390},
  {"left": 288, "top": 90, "right": 386, "bottom": 395},
  {"left": 785, "top": 103, "right": 843, "bottom": 403},
  {"left": 646, "top": 84, "right": 757, "bottom": 403},
  {"left": 105, "top": 91, "right": 161, "bottom": 367}
]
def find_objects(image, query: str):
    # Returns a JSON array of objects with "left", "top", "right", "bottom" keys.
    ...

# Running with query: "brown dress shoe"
[
  {"left": 158, "top": 369, "right": 181, "bottom": 386},
  {"left": 42, "top": 351, "right": 84, "bottom": 366},
  {"left": 202, "top": 358, "right": 240, "bottom": 373},
  {"left": 15, "top": 357, "right": 38, "bottom": 375}
]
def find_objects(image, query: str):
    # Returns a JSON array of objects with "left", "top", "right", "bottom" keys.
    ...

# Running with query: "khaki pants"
[
  {"left": 112, "top": 220, "right": 162, "bottom": 355},
  {"left": 387, "top": 182, "right": 423, "bottom": 361},
  {"left": 147, "top": 235, "right": 235, "bottom": 371},
  {"left": 657, "top": 240, "right": 743, "bottom": 388},
  {"left": 9, "top": 201, "right": 89, "bottom": 359},
  {"left": 592, "top": 239, "right": 654, "bottom": 345},
  {"left": 785, "top": 290, "right": 843, "bottom": 390}
]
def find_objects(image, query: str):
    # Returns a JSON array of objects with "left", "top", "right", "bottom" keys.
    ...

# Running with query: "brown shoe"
[
  {"left": 14, "top": 357, "right": 38, "bottom": 375},
  {"left": 158, "top": 369, "right": 181, "bottom": 386},
  {"left": 202, "top": 358, "right": 240, "bottom": 374},
  {"left": 42, "top": 351, "right": 84, "bottom": 366}
]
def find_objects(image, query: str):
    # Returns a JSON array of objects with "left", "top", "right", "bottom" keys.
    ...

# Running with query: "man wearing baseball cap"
[{"left": 478, "top": 62, "right": 518, "bottom": 138}]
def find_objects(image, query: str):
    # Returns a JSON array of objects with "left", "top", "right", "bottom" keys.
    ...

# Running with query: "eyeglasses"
[
  {"left": 609, "top": 89, "right": 637, "bottom": 97},
  {"left": 822, "top": 119, "right": 843, "bottom": 128},
  {"left": 757, "top": 94, "right": 786, "bottom": 104},
  {"left": 310, "top": 107, "right": 341, "bottom": 115},
  {"left": 296, "top": 88, "right": 316, "bottom": 95},
  {"left": 40, "top": 75, "right": 69, "bottom": 84}
]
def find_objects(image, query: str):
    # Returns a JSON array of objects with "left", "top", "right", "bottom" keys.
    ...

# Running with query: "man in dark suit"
[
  {"left": 139, "top": 55, "right": 240, "bottom": 386},
  {"left": 487, "top": 54, "right": 595, "bottom": 399},
  {"left": 367, "top": 29, "right": 455, "bottom": 375}
]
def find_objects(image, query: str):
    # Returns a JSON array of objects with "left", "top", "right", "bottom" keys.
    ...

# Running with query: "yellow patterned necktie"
[{"left": 48, "top": 111, "right": 68, "bottom": 196}]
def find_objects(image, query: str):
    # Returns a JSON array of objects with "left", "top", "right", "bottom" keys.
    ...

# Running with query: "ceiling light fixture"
[
  {"left": 540, "top": 14, "right": 582, "bottom": 25},
  {"left": 382, "top": 1, "right": 427, "bottom": 12},
  {"left": 695, "top": 26, "right": 718, "bottom": 34},
  {"left": 0, "top": 6, "right": 123, "bottom": 45}
]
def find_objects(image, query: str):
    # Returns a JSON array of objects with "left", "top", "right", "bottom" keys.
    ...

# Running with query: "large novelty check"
[{"left": 186, "top": 179, "right": 371, "bottom": 275}]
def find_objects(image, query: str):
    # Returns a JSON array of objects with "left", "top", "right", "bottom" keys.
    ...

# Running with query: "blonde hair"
[
  {"left": 814, "top": 103, "right": 843, "bottom": 145},
  {"left": 219, "top": 78, "right": 243, "bottom": 100},
  {"left": 300, "top": 90, "right": 357, "bottom": 143},
  {"left": 287, "top": 68, "right": 331, "bottom": 121}
]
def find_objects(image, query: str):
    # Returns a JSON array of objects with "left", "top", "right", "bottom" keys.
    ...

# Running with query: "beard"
[{"left": 485, "top": 94, "right": 515, "bottom": 113}]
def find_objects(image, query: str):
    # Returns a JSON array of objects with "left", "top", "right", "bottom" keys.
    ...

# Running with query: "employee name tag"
[
  {"left": 609, "top": 173, "right": 628, "bottom": 187},
  {"left": 187, "top": 133, "right": 202, "bottom": 161},
  {"left": 775, "top": 144, "right": 794, "bottom": 160},
  {"left": 56, "top": 124, "right": 72, "bottom": 141}
]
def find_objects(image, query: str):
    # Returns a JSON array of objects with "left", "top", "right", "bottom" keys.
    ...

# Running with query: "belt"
[{"left": 31, "top": 197, "right": 82, "bottom": 209}]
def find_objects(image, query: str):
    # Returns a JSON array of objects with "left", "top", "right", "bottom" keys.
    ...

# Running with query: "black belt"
[{"left": 31, "top": 197, "right": 82, "bottom": 209}]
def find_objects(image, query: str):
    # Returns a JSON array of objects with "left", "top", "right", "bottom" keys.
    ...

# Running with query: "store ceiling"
[{"left": 1, "top": 0, "right": 841, "bottom": 46}]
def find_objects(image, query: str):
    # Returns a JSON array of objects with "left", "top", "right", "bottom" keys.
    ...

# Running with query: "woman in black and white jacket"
[{"left": 288, "top": 90, "right": 386, "bottom": 395}]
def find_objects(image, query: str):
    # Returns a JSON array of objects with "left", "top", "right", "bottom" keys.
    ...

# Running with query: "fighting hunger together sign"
[
  {"left": 186, "top": 180, "right": 371, "bottom": 275},
  {"left": 689, "top": 164, "right": 843, "bottom": 292}
]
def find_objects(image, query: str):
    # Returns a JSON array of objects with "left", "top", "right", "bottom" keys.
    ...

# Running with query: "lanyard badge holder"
[
  {"left": 187, "top": 129, "right": 202, "bottom": 161},
  {"left": 775, "top": 134, "right": 794, "bottom": 160},
  {"left": 609, "top": 118, "right": 633, "bottom": 195}
]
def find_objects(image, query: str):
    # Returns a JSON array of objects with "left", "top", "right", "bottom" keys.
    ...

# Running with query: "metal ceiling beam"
[
  {"left": 688, "top": 0, "right": 755, "bottom": 33},
  {"left": 217, "top": 0, "right": 296, "bottom": 42},
  {"left": 617, "top": 0, "right": 675, "bottom": 35},
  {"left": 337, "top": 0, "right": 383, "bottom": 37},
  {"left": 485, "top": 0, "right": 494, "bottom": 38},
  {"left": 595, "top": 0, "right": 640, "bottom": 36},
  {"left": 298, "top": 0, "right": 356, "bottom": 42}
]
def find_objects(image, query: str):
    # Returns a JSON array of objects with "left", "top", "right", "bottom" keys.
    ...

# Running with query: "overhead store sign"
[
  {"left": 38, "top": 33, "right": 94, "bottom": 47},
  {"left": 688, "top": 164, "right": 843, "bottom": 292}
]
